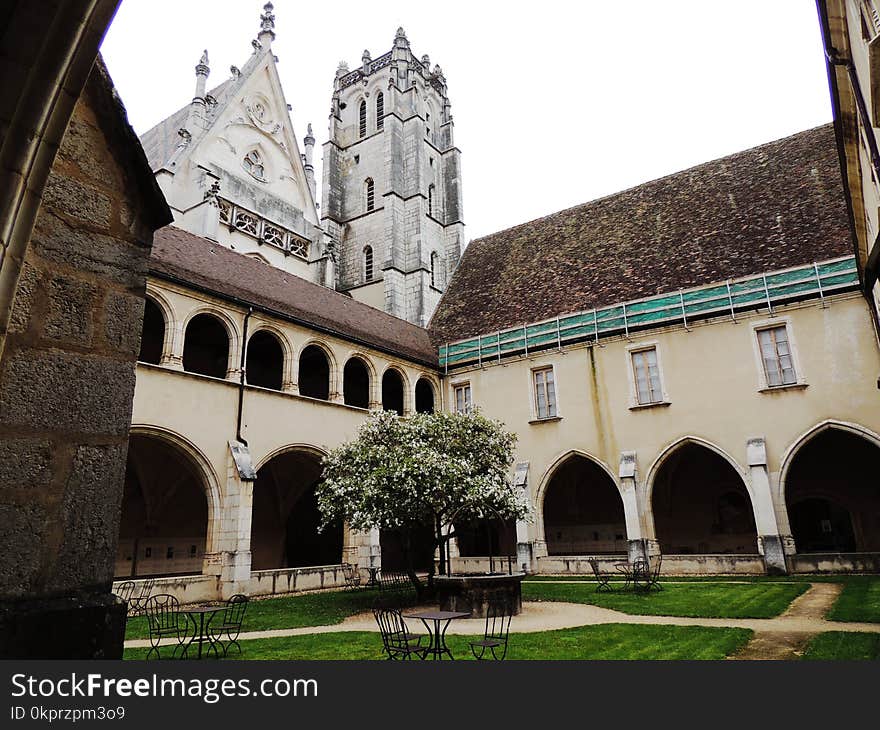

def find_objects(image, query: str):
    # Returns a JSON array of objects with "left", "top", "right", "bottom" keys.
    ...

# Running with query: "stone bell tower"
[{"left": 321, "top": 28, "right": 464, "bottom": 326}]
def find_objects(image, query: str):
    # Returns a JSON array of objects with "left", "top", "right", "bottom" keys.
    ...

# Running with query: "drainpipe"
[{"left": 236, "top": 307, "right": 254, "bottom": 446}]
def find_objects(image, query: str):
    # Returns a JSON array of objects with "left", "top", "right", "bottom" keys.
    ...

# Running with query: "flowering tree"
[{"left": 317, "top": 409, "right": 527, "bottom": 596}]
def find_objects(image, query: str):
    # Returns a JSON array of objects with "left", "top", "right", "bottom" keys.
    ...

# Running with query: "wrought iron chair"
[
  {"left": 647, "top": 553, "right": 663, "bottom": 591},
  {"left": 469, "top": 601, "right": 513, "bottom": 661},
  {"left": 631, "top": 558, "right": 652, "bottom": 593},
  {"left": 144, "top": 594, "right": 188, "bottom": 659},
  {"left": 208, "top": 594, "right": 249, "bottom": 657},
  {"left": 114, "top": 580, "right": 136, "bottom": 605},
  {"left": 588, "top": 558, "right": 614, "bottom": 592},
  {"left": 373, "top": 607, "right": 428, "bottom": 660},
  {"left": 342, "top": 563, "right": 362, "bottom": 591},
  {"left": 128, "top": 578, "right": 156, "bottom": 616}
]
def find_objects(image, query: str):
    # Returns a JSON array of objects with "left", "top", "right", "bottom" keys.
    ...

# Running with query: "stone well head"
[{"left": 434, "top": 572, "right": 525, "bottom": 618}]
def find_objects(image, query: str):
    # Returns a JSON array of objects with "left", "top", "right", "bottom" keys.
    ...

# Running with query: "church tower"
[{"left": 322, "top": 28, "right": 464, "bottom": 326}]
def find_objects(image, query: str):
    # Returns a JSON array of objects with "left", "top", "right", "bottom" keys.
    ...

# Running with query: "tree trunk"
[{"left": 402, "top": 528, "right": 425, "bottom": 599}]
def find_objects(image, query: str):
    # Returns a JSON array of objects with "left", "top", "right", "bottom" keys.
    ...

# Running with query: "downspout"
[{"left": 236, "top": 307, "right": 254, "bottom": 445}]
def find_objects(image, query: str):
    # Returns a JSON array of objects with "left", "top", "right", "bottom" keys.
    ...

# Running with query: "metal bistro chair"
[
  {"left": 114, "top": 580, "right": 136, "bottom": 605},
  {"left": 631, "top": 558, "right": 652, "bottom": 594},
  {"left": 144, "top": 594, "right": 188, "bottom": 659},
  {"left": 373, "top": 607, "right": 428, "bottom": 660},
  {"left": 588, "top": 558, "right": 614, "bottom": 593},
  {"left": 647, "top": 553, "right": 663, "bottom": 591},
  {"left": 128, "top": 578, "right": 156, "bottom": 617},
  {"left": 342, "top": 563, "right": 363, "bottom": 591},
  {"left": 470, "top": 601, "right": 513, "bottom": 661},
  {"left": 209, "top": 594, "right": 249, "bottom": 657}
]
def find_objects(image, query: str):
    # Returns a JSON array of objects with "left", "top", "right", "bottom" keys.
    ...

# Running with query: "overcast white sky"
[{"left": 101, "top": 0, "right": 833, "bottom": 241}]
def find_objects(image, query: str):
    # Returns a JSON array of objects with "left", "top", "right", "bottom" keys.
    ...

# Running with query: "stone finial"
[
  {"left": 395, "top": 26, "right": 409, "bottom": 47},
  {"left": 230, "top": 65, "right": 241, "bottom": 78},
  {"left": 259, "top": 2, "right": 276, "bottom": 44},
  {"left": 433, "top": 64, "right": 444, "bottom": 79},
  {"left": 305, "top": 123, "right": 315, "bottom": 144},
  {"left": 421, "top": 54, "right": 430, "bottom": 68},
  {"left": 195, "top": 50, "right": 210, "bottom": 77},
  {"left": 336, "top": 60, "right": 349, "bottom": 77},
  {"left": 362, "top": 49, "right": 372, "bottom": 63},
  {"left": 203, "top": 179, "right": 221, "bottom": 202}
]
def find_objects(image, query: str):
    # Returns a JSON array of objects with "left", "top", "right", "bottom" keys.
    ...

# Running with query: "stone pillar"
[
  {"left": 619, "top": 451, "right": 647, "bottom": 563},
  {"left": 218, "top": 450, "right": 254, "bottom": 599},
  {"left": 747, "top": 437, "right": 788, "bottom": 575},
  {"left": 515, "top": 518, "right": 533, "bottom": 574},
  {"left": 163, "top": 320, "right": 185, "bottom": 370},
  {"left": 0, "top": 57, "right": 171, "bottom": 658}
]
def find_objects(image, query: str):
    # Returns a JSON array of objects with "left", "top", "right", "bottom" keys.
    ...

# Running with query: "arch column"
[
  {"left": 163, "top": 320, "right": 185, "bottom": 370},
  {"left": 746, "top": 437, "right": 787, "bottom": 575},
  {"left": 619, "top": 451, "right": 649, "bottom": 564},
  {"left": 217, "top": 442, "right": 255, "bottom": 598}
]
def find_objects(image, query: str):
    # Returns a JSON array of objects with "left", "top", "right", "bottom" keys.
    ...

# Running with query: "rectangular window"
[
  {"left": 757, "top": 325, "right": 797, "bottom": 386},
  {"left": 631, "top": 347, "right": 663, "bottom": 404},
  {"left": 454, "top": 383, "right": 471, "bottom": 414},
  {"left": 533, "top": 367, "right": 557, "bottom": 419}
]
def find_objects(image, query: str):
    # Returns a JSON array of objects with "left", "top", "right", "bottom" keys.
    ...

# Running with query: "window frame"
[
  {"left": 363, "top": 245, "right": 374, "bottom": 283},
  {"left": 529, "top": 364, "right": 560, "bottom": 422},
  {"left": 358, "top": 100, "right": 367, "bottom": 139},
  {"left": 625, "top": 341, "right": 670, "bottom": 409},
  {"left": 452, "top": 381, "right": 472, "bottom": 415},
  {"left": 750, "top": 317, "right": 806, "bottom": 391},
  {"left": 365, "top": 178, "right": 375, "bottom": 212}
]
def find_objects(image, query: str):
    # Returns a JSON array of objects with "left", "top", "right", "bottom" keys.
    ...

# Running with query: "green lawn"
[
  {"left": 125, "top": 589, "right": 384, "bottom": 640},
  {"left": 124, "top": 624, "right": 751, "bottom": 661},
  {"left": 826, "top": 577, "right": 880, "bottom": 623},
  {"left": 522, "top": 581, "right": 808, "bottom": 618},
  {"left": 801, "top": 631, "right": 880, "bottom": 660}
]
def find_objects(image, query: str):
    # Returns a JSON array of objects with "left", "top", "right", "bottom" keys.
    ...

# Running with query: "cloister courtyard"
[{"left": 121, "top": 575, "right": 880, "bottom": 661}]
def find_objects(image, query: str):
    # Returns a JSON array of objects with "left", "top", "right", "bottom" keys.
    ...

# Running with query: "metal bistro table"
[
  {"left": 180, "top": 606, "right": 222, "bottom": 659},
  {"left": 403, "top": 610, "right": 470, "bottom": 660}
]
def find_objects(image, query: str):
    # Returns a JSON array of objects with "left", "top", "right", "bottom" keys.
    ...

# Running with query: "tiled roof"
[
  {"left": 150, "top": 226, "right": 438, "bottom": 366},
  {"left": 429, "top": 124, "right": 853, "bottom": 344}
]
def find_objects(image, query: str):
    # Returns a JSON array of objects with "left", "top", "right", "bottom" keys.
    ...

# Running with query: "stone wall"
[{"left": 0, "top": 62, "right": 169, "bottom": 658}]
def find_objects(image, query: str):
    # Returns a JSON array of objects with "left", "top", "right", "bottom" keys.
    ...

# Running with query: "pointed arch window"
[
  {"left": 428, "top": 184, "right": 435, "bottom": 217},
  {"left": 359, "top": 100, "right": 367, "bottom": 138},
  {"left": 430, "top": 252, "right": 438, "bottom": 288},
  {"left": 243, "top": 149, "right": 266, "bottom": 182},
  {"left": 363, "top": 246, "right": 374, "bottom": 282},
  {"left": 365, "top": 178, "right": 375, "bottom": 212},
  {"left": 376, "top": 92, "right": 385, "bottom": 130}
]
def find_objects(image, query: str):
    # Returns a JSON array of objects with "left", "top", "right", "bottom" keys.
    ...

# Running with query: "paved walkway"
[{"left": 124, "top": 582, "right": 877, "bottom": 650}]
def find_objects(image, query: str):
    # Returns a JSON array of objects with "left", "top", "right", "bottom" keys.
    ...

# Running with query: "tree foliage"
[{"left": 317, "top": 409, "right": 527, "bottom": 587}]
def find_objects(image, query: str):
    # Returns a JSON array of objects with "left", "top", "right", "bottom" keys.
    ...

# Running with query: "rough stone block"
[
  {"left": 0, "top": 504, "right": 47, "bottom": 598},
  {"left": 48, "top": 444, "right": 127, "bottom": 593},
  {"left": 31, "top": 214, "right": 147, "bottom": 288},
  {"left": 44, "top": 275, "right": 96, "bottom": 346},
  {"left": 7, "top": 261, "right": 40, "bottom": 334},
  {"left": 0, "top": 438, "right": 53, "bottom": 489},
  {"left": 0, "top": 350, "right": 136, "bottom": 436},
  {"left": 42, "top": 174, "right": 111, "bottom": 228},
  {"left": 103, "top": 291, "right": 144, "bottom": 356}
]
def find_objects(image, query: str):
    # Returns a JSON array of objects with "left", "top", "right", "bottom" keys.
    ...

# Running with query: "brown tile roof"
[
  {"left": 150, "top": 226, "right": 438, "bottom": 366},
  {"left": 429, "top": 124, "right": 853, "bottom": 344}
]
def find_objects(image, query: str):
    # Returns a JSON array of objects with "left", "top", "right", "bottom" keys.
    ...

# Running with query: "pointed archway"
[
  {"left": 651, "top": 442, "right": 757, "bottom": 554},
  {"left": 541, "top": 454, "right": 627, "bottom": 555},
  {"left": 784, "top": 428, "right": 880, "bottom": 553}
]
